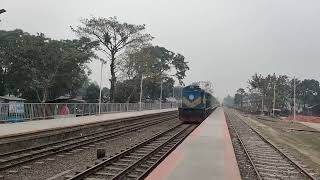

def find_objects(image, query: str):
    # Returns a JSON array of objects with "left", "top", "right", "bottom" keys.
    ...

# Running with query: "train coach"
[{"left": 179, "top": 85, "right": 217, "bottom": 123}]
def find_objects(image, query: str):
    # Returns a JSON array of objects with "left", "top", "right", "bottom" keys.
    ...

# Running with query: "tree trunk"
[{"left": 109, "top": 53, "right": 116, "bottom": 102}]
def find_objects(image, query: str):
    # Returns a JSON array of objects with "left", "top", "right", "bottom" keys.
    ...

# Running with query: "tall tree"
[
  {"left": 0, "top": 29, "right": 97, "bottom": 102},
  {"left": 223, "top": 95, "right": 234, "bottom": 107},
  {"left": 298, "top": 79, "right": 320, "bottom": 109},
  {"left": 151, "top": 46, "right": 189, "bottom": 85},
  {"left": 72, "top": 17, "right": 153, "bottom": 102},
  {"left": 84, "top": 82, "right": 100, "bottom": 103},
  {"left": 248, "top": 73, "right": 268, "bottom": 111},
  {"left": 118, "top": 45, "right": 189, "bottom": 102},
  {"left": 234, "top": 88, "right": 246, "bottom": 109}
]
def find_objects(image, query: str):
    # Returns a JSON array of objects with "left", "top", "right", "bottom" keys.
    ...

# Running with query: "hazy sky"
[{"left": 2, "top": 0, "right": 320, "bottom": 99}]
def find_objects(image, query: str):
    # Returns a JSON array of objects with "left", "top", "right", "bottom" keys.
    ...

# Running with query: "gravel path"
[{"left": 0, "top": 118, "right": 181, "bottom": 180}]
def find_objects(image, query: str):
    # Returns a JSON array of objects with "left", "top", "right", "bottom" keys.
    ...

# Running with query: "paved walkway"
[
  {"left": 0, "top": 109, "right": 176, "bottom": 138},
  {"left": 146, "top": 107, "right": 241, "bottom": 180}
]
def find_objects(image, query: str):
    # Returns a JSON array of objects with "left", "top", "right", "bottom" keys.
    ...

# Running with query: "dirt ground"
[
  {"left": 239, "top": 112, "right": 320, "bottom": 177},
  {"left": 299, "top": 121, "right": 320, "bottom": 131}
]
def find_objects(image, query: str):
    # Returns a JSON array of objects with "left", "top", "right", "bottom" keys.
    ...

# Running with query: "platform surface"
[
  {"left": 146, "top": 107, "right": 241, "bottom": 180},
  {"left": 0, "top": 109, "right": 176, "bottom": 138}
]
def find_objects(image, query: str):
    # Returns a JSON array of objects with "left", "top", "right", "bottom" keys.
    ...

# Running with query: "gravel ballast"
[{"left": 0, "top": 118, "right": 181, "bottom": 180}]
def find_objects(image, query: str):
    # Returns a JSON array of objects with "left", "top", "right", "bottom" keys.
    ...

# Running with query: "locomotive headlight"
[{"left": 189, "top": 94, "right": 195, "bottom": 100}]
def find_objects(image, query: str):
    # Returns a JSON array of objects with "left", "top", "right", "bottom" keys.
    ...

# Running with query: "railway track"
[
  {"left": 225, "top": 109, "right": 317, "bottom": 180},
  {"left": 66, "top": 123, "right": 197, "bottom": 180},
  {"left": 0, "top": 113, "right": 177, "bottom": 171}
]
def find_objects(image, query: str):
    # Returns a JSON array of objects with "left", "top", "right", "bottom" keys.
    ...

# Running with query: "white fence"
[{"left": 0, "top": 103, "right": 179, "bottom": 123}]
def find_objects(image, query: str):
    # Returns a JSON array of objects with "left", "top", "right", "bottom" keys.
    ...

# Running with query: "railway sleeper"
[
  {"left": 259, "top": 172, "right": 305, "bottom": 180},
  {"left": 112, "top": 162, "right": 129, "bottom": 167},
  {"left": 118, "top": 159, "right": 135, "bottom": 164},
  {"left": 253, "top": 160, "right": 292, "bottom": 167},
  {"left": 257, "top": 167, "right": 304, "bottom": 176},
  {"left": 247, "top": 149, "right": 278, "bottom": 154},
  {"left": 138, "top": 163, "right": 152, "bottom": 169},
  {"left": 249, "top": 152, "right": 281, "bottom": 157},
  {"left": 103, "top": 166, "right": 123, "bottom": 172},
  {"left": 123, "top": 156, "right": 141, "bottom": 160},
  {"left": 249, "top": 151, "right": 280, "bottom": 157},
  {"left": 255, "top": 163, "right": 296, "bottom": 171},
  {"left": 149, "top": 157, "right": 160, "bottom": 161},
  {"left": 130, "top": 167, "right": 146, "bottom": 173},
  {"left": 86, "top": 178, "right": 108, "bottom": 180},
  {"left": 152, "top": 154, "right": 164, "bottom": 158},
  {"left": 251, "top": 156, "right": 288, "bottom": 164},
  {"left": 130, "top": 152, "right": 146, "bottom": 157},
  {"left": 134, "top": 150, "right": 152, "bottom": 154},
  {"left": 126, "top": 173, "right": 140, "bottom": 179},
  {"left": 138, "top": 147, "right": 155, "bottom": 151},
  {"left": 141, "top": 146, "right": 157, "bottom": 150},
  {"left": 244, "top": 144, "right": 274, "bottom": 148},
  {"left": 94, "top": 171, "right": 116, "bottom": 177},
  {"left": 250, "top": 154, "right": 283, "bottom": 160}
]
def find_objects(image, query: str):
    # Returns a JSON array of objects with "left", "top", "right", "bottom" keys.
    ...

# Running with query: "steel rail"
[
  {"left": 0, "top": 111, "right": 176, "bottom": 140},
  {"left": 0, "top": 114, "right": 177, "bottom": 171},
  {"left": 135, "top": 125, "right": 197, "bottom": 180},
  {"left": 233, "top": 112, "right": 317, "bottom": 180},
  {"left": 225, "top": 112, "right": 263, "bottom": 180},
  {"left": 110, "top": 124, "right": 196, "bottom": 179},
  {"left": 67, "top": 123, "right": 195, "bottom": 180},
  {"left": 0, "top": 113, "right": 176, "bottom": 158}
]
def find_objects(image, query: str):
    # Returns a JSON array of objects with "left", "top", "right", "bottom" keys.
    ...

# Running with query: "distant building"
[
  {"left": 0, "top": 96, "right": 26, "bottom": 103},
  {"left": 45, "top": 96, "right": 86, "bottom": 103},
  {"left": 306, "top": 104, "right": 320, "bottom": 116},
  {"left": 166, "top": 97, "right": 177, "bottom": 103},
  {"left": 0, "top": 96, "right": 26, "bottom": 123}
]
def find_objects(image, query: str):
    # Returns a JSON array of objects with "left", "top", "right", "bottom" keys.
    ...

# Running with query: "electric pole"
[{"left": 293, "top": 77, "right": 296, "bottom": 121}]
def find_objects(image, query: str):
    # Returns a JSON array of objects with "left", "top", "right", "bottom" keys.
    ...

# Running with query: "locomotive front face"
[{"left": 182, "top": 87, "right": 204, "bottom": 109}]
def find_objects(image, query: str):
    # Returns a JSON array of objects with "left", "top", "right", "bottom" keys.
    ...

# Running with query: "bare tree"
[{"left": 72, "top": 17, "right": 153, "bottom": 102}]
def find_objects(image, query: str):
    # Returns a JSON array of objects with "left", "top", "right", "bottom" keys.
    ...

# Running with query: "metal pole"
[
  {"left": 261, "top": 92, "right": 264, "bottom": 114},
  {"left": 293, "top": 77, "right": 296, "bottom": 121},
  {"left": 98, "top": 61, "right": 103, "bottom": 115},
  {"left": 273, "top": 83, "right": 276, "bottom": 116},
  {"left": 160, "top": 77, "right": 163, "bottom": 109},
  {"left": 180, "top": 86, "right": 183, "bottom": 106},
  {"left": 139, "top": 74, "right": 143, "bottom": 111},
  {"left": 172, "top": 86, "right": 174, "bottom": 98}
]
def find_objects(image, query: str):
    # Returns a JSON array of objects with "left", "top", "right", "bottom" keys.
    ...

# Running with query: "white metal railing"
[{"left": 0, "top": 103, "right": 179, "bottom": 123}]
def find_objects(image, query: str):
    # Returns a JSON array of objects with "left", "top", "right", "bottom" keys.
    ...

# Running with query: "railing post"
[
  {"left": 30, "top": 104, "right": 34, "bottom": 120},
  {"left": 74, "top": 104, "right": 76, "bottom": 116}
]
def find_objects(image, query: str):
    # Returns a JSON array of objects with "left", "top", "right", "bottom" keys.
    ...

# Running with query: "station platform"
[
  {"left": 0, "top": 109, "right": 176, "bottom": 139},
  {"left": 146, "top": 107, "right": 241, "bottom": 180}
]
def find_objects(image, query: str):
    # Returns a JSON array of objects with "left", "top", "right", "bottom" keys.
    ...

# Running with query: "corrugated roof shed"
[{"left": 0, "top": 96, "right": 26, "bottom": 101}]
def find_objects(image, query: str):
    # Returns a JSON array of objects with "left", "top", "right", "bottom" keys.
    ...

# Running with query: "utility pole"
[
  {"left": 261, "top": 93, "right": 264, "bottom": 115},
  {"left": 98, "top": 61, "right": 103, "bottom": 115},
  {"left": 293, "top": 77, "right": 296, "bottom": 121},
  {"left": 172, "top": 86, "right": 175, "bottom": 98},
  {"left": 160, "top": 77, "right": 163, "bottom": 109},
  {"left": 273, "top": 83, "right": 276, "bottom": 116},
  {"left": 139, "top": 74, "right": 143, "bottom": 111}
]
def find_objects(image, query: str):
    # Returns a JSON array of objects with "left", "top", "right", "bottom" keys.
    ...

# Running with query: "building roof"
[{"left": 0, "top": 96, "right": 26, "bottom": 101}]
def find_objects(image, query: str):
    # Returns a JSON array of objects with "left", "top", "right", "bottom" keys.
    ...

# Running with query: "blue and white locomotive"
[{"left": 179, "top": 85, "right": 216, "bottom": 123}]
